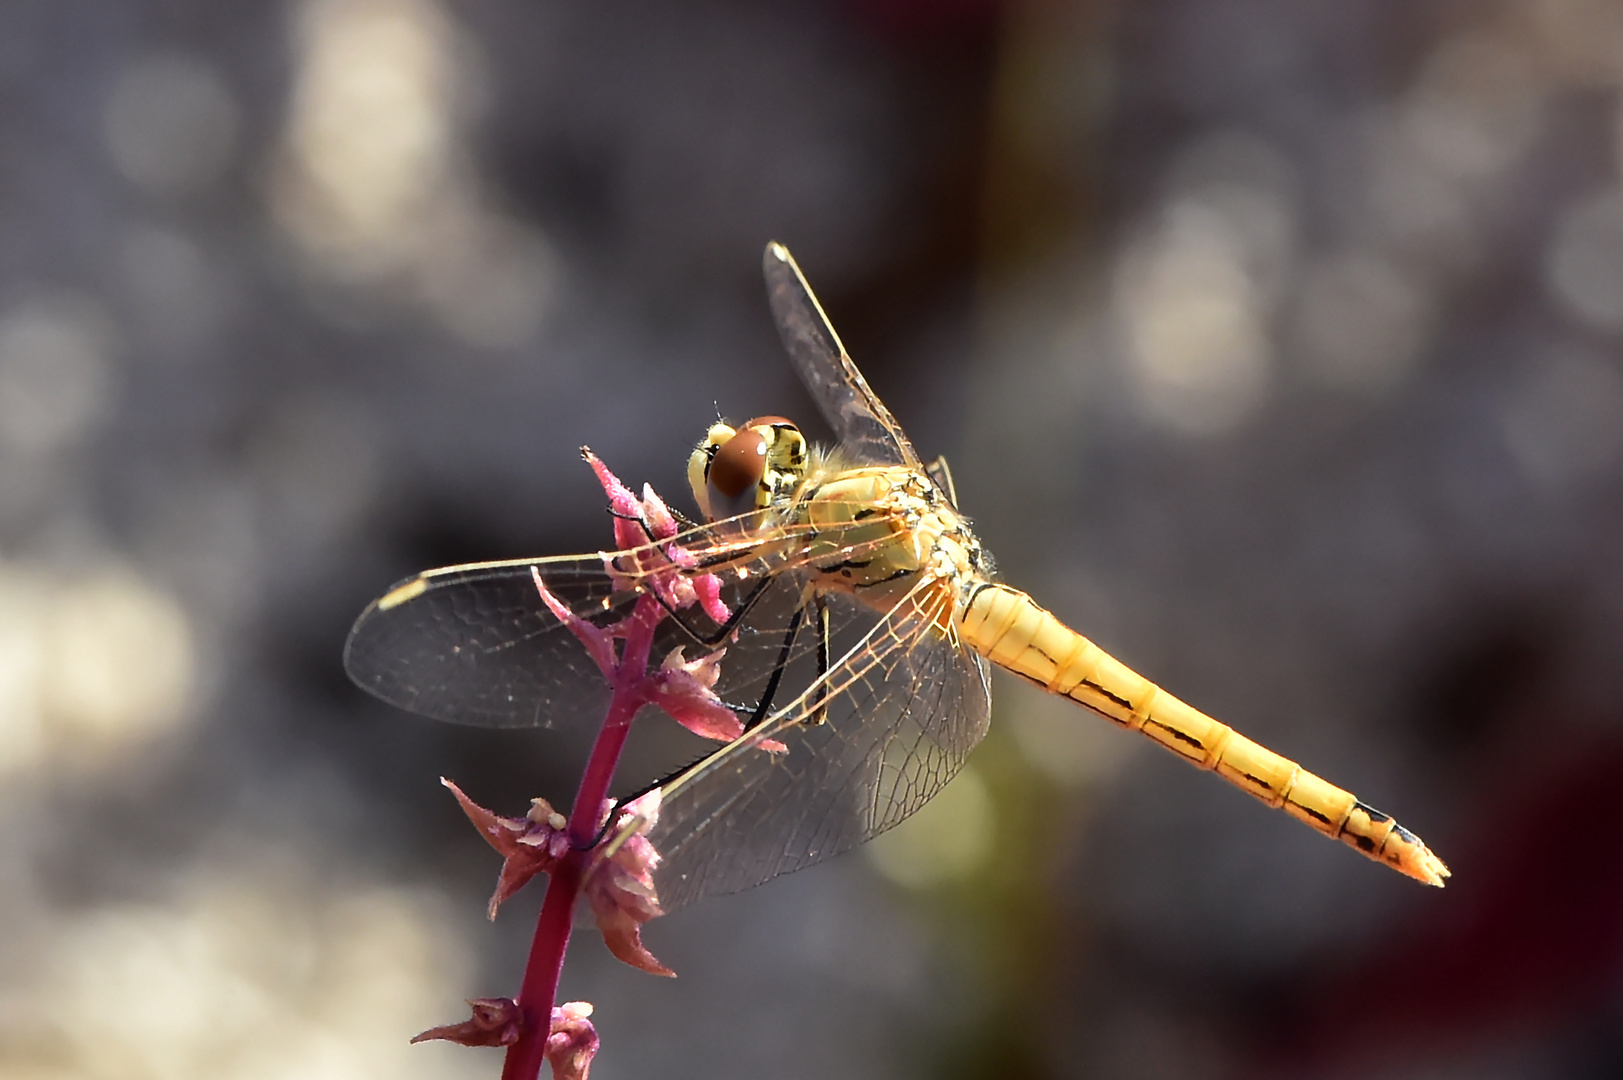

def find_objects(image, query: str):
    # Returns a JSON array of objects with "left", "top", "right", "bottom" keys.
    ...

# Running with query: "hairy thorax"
[{"left": 789, "top": 464, "right": 987, "bottom": 620}]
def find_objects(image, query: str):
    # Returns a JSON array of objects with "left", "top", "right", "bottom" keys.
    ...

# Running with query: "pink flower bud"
[
  {"left": 584, "top": 792, "right": 673, "bottom": 976},
  {"left": 443, "top": 779, "right": 570, "bottom": 919},
  {"left": 647, "top": 646, "right": 747, "bottom": 742},
  {"left": 544, "top": 1001, "right": 600, "bottom": 1080},
  {"left": 411, "top": 997, "right": 523, "bottom": 1047}
]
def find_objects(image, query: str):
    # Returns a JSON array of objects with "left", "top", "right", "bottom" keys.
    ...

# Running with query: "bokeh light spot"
[
  {"left": 7, "top": 866, "right": 479, "bottom": 1080},
  {"left": 1545, "top": 189, "right": 1623, "bottom": 331},
  {"left": 273, "top": 0, "right": 554, "bottom": 347},
  {"left": 0, "top": 296, "right": 115, "bottom": 455},
  {"left": 1112, "top": 131, "right": 1297, "bottom": 437},
  {"left": 1115, "top": 200, "right": 1274, "bottom": 436},
  {"left": 104, "top": 53, "right": 240, "bottom": 196},
  {"left": 1293, "top": 251, "right": 1430, "bottom": 394},
  {"left": 1401, "top": 33, "right": 1541, "bottom": 181},
  {"left": 44, "top": 566, "right": 195, "bottom": 748},
  {"left": 0, "top": 561, "right": 194, "bottom": 776},
  {"left": 1008, "top": 692, "right": 1137, "bottom": 788},
  {"left": 118, "top": 225, "right": 231, "bottom": 357},
  {"left": 280, "top": 0, "right": 457, "bottom": 262},
  {"left": 1501, "top": 345, "right": 1623, "bottom": 489}
]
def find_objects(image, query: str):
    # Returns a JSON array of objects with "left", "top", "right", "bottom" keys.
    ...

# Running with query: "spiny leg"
[
  {"left": 610, "top": 506, "right": 775, "bottom": 649},
  {"left": 744, "top": 600, "right": 807, "bottom": 733},
  {"left": 579, "top": 597, "right": 808, "bottom": 851},
  {"left": 596, "top": 595, "right": 803, "bottom": 825},
  {"left": 807, "top": 596, "right": 831, "bottom": 726},
  {"left": 649, "top": 572, "right": 775, "bottom": 649}
]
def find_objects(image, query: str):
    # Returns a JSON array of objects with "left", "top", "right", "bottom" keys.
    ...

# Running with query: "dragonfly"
[{"left": 345, "top": 242, "right": 1448, "bottom": 915}]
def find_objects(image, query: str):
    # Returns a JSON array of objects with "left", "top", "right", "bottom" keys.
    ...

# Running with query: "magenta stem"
[{"left": 500, "top": 596, "right": 662, "bottom": 1080}]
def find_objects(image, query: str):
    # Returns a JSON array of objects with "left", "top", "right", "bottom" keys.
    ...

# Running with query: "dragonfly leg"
[
  {"left": 806, "top": 597, "right": 830, "bottom": 726},
  {"left": 588, "top": 600, "right": 812, "bottom": 849},
  {"left": 651, "top": 573, "right": 774, "bottom": 649},
  {"left": 728, "top": 592, "right": 828, "bottom": 728},
  {"left": 613, "top": 505, "right": 777, "bottom": 649},
  {"left": 742, "top": 600, "right": 806, "bottom": 732},
  {"left": 578, "top": 807, "right": 621, "bottom": 851}
]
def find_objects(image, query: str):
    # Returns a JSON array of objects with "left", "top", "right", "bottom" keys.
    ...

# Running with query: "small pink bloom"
[
  {"left": 753, "top": 731, "right": 790, "bottom": 755},
  {"left": 647, "top": 646, "right": 746, "bottom": 742},
  {"left": 584, "top": 451, "right": 733, "bottom": 631},
  {"left": 544, "top": 1001, "right": 600, "bottom": 1080},
  {"left": 444, "top": 779, "right": 571, "bottom": 919},
  {"left": 692, "top": 571, "right": 732, "bottom": 627},
  {"left": 411, "top": 997, "right": 523, "bottom": 1047},
  {"left": 639, "top": 482, "right": 679, "bottom": 540},
  {"left": 648, "top": 567, "right": 699, "bottom": 619},
  {"left": 584, "top": 792, "right": 673, "bottom": 977},
  {"left": 584, "top": 448, "right": 650, "bottom": 556}
]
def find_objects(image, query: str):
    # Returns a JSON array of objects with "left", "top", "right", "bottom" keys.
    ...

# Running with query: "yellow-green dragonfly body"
[{"left": 346, "top": 243, "right": 1447, "bottom": 915}]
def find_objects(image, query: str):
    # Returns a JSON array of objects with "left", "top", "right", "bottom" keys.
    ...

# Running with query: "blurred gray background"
[{"left": 3, "top": 1, "right": 1622, "bottom": 1078}]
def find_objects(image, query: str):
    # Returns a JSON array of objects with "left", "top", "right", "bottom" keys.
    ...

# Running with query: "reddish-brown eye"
[{"left": 706, "top": 427, "right": 767, "bottom": 517}]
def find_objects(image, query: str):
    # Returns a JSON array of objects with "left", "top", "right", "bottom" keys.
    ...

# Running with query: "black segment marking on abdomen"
[
  {"left": 1163, "top": 727, "right": 1203, "bottom": 750},
  {"left": 1297, "top": 804, "right": 1333, "bottom": 826},
  {"left": 1353, "top": 801, "right": 1391, "bottom": 824},
  {"left": 1076, "top": 679, "right": 1132, "bottom": 710}
]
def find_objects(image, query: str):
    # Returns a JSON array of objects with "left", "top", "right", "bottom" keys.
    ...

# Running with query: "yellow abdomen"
[{"left": 957, "top": 582, "right": 1449, "bottom": 886}]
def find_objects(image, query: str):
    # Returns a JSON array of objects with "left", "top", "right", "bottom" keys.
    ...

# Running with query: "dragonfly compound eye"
[
  {"left": 691, "top": 417, "right": 808, "bottom": 522},
  {"left": 705, "top": 426, "right": 769, "bottom": 520}
]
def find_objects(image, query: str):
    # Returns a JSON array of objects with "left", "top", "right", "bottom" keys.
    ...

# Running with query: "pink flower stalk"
[{"left": 411, "top": 449, "right": 748, "bottom": 1080}]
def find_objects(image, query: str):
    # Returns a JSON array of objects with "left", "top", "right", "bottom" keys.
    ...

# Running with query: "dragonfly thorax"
[
  {"left": 688, "top": 416, "right": 809, "bottom": 521},
  {"left": 793, "top": 465, "right": 988, "bottom": 619}
]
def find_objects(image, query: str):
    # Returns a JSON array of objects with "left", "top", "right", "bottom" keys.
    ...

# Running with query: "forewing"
[
  {"left": 763, "top": 242, "right": 920, "bottom": 468},
  {"left": 636, "top": 578, "right": 992, "bottom": 912},
  {"left": 344, "top": 555, "right": 630, "bottom": 729},
  {"left": 344, "top": 508, "right": 919, "bottom": 731}
]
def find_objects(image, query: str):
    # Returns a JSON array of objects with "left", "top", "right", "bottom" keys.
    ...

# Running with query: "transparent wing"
[
  {"left": 343, "top": 509, "right": 912, "bottom": 731},
  {"left": 631, "top": 576, "right": 992, "bottom": 912},
  {"left": 346, "top": 554, "right": 628, "bottom": 729},
  {"left": 763, "top": 242, "right": 921, "bottom": 469}
]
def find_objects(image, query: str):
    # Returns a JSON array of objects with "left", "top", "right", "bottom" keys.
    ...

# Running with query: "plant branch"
[{"left": 499, "top": 594, "right": 662, "bottom": 1080}]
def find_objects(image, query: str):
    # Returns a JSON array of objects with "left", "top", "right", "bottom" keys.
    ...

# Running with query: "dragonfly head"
[{"left": 688, "top": 416, "right": 808, "bottom": 522}]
